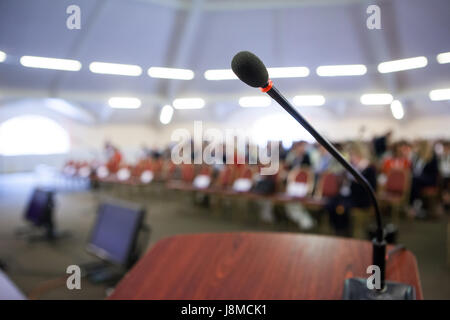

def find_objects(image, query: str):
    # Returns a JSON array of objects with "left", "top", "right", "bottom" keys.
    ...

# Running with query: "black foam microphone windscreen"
[{"left": 231, "top": 51, "right": 269, "bottom": 88}]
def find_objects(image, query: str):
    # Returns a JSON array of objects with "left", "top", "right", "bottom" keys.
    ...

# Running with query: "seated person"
[
  {"left": 326, "top": 143, "right": 377, "bottom": 236},
  {"left": 408, "top": 140, "right": 439, "bottom": 218},
  {"left": 381, "top": 140, "right": 412, "bottom": 174},
  {"left": 372, "top": 130, "right": 392, "bottom": 160},
  {"left": 104, "top": 141, "right": 123, "bottom": 173},
  {"left": 285, "top": 141, "right": 311, "bottom": 170}
]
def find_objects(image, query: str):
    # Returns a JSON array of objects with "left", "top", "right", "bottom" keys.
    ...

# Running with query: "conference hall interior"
[{"left": 0, "top": 0, "right": 449, "bottom": 300}]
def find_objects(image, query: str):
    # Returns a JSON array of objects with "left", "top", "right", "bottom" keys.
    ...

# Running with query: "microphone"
[
  {"left": 231, "top": 51, "right": 415, "bottom": 300},
  {"left": 231, "top": 51, "right": 269, "bottom": 88}
]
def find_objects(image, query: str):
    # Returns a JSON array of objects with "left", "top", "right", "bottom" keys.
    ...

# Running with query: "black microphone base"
[{"left": 343, "top": 278, "right": 416, "bottom": 300}]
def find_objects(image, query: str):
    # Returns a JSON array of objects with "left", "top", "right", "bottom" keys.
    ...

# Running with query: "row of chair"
[{"left": 62, "top": 159, "right": 412, "bottom": 221}]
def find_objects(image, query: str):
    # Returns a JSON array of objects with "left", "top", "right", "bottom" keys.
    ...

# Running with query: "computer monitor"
[
  {"left": 86, "top": 201, "right": 145, "bottom": 267},
  {"left": 24, "top": 189, "right": 53, "bottom": 227}
]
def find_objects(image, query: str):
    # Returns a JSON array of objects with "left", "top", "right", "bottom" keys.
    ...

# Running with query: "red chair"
[
  {"left": 286, "top": 167, "right": 314, "bottom": 197},
  {"left": 378, "top": 168, "right": 411, "bottom": 221},
  {"left": 106, "top": 160, "right": 121, "bottom": 175},
  {"left": 166, "top": 163, "right": 195, "bottom": 188},
  {"left": 163, "top": 161, "right": 179, "bottom": 181},
  {"left": 152, "top": 158, "right": 164, "bottom": 180},
  {"left": 386, "top": 170, "right": 409, "bottom": 197},
  {"left": 62, "top": 160, "right": 77, "bottom": 177},
  {"left": 267, "top": 167, "right": 324, "bottom": 208},
  {"left": 133, "top": 159, "right": 153, "bottom": 181},
  {"left": 315, "top": 171, "right": 341, "bottom": 199},
  {"left": 115, "top": 164, "right": 134, "bottom": 184},
  {"left": 197, "top": 165, "right": 212, "bottom": 177},
  {"left": 188, "top": 165, "right": 214, "bottom": 191},
  {"left": 233, "top": 165, "right": 253, "bottom": 180},
  {"left": 421, "top": 186, "right": 440, "bottom": 217},
  {"left": 181, "top": 164, "right": 195, "bottom": 183},
  {"left": 76, "top": 161, "right": 92, "bottom": 179},
  {"left": 213, "top": 165, "right": 234, "bottom": 189}
]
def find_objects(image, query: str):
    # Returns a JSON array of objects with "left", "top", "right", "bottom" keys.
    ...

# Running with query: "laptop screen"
[{"left": 87, "top": 202, "right": 144, "bottom": 266}]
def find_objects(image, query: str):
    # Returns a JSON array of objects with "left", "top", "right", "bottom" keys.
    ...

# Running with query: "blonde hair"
[
  {"left": 416, "top": 140, "right": 433, "bottom": 162},
  {"left": 348, "top": 142, "right": 370, "bottom": 160}
]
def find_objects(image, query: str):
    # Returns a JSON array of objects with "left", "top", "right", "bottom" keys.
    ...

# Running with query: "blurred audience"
[{"left": 66, "top": 133, "right": 449, "bottom": 237}]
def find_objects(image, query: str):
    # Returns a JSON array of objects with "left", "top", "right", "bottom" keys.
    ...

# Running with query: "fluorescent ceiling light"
[
  {"left": 108, "top": 97, "right": 141, "bottom": 109},
  {"left": 173, "top": 98, "right": 205, "bottom": 109},
  {"left": 204, "top": 67, "right": 309, "bottom": 80},
  {"left": 316, "top": 64, "right": 367, "bottom": 77},
  {"left": 377, "top": 56, "right": 427, "bottom": 73},
  {"left": 160, "top": 105, "right": 174, "bottom": 124},
  {"left": 204, "top": 69, "right": 237, "bottom": 80},
  {"left": 89, "top": 62, "right": 142, "bottom": 76},
  {"left": 268, "top": 67, "right": 309, "bottom": 78},
  {"left": 293, "top": 95, "right": 326, "bottom": 106},
  {"left": 239, "top": 96, "right": 271, "bottom": 108},
  {"left": 20, "top": 55, "right": 81, "bottom": 71},
  {"left": 390, "top": 100, "right": 404, "bottom": 120},
  {"left": 437, "top": 52, "right": 450, "bottom": 64},
  {"left": 148, "top": 67, "right": 194, "bottom": 80},
  {"left": 360, "top": 93, "right": 393, "bottom": 105},
  {"left": 429, "top": 88, "right": 450, "bottom": 101},
  {"left": 0, "top": 51, "right": 6, "bottom": 62}
]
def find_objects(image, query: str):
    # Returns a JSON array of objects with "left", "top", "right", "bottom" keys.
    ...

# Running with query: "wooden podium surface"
[{"left": 109, "top": 232, "right": 422, "bottom": 299}]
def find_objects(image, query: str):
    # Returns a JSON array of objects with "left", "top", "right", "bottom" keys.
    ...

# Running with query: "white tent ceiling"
[{"left": 0, "top": 0, "right": 449, "bottom": 125}]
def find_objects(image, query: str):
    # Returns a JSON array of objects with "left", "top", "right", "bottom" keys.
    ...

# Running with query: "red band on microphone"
[{"left": 260, "top": 80, "right": 273, "bottom": 93}]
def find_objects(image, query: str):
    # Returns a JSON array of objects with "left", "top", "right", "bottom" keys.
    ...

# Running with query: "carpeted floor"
[{"left": 0, "top": 173, "right": 449, "bottom": 299}]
